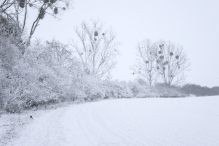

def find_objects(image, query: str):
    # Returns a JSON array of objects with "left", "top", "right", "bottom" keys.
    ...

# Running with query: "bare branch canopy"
[{"left": 70, "top": 20, "right": 121, "bottom": 79}]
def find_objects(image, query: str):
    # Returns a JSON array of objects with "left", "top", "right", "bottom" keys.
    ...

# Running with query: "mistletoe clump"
[
  {"left": 39, "top": 8, "right": 46, "bottom": 19},
  {"left": 19, "top": 0, "right": 25, "bottom": 8},
  {"left": 50, "top": 0, "right": 57, "bottom": 3},
  {"left": 94, "top": 31, "right": 98, "bottom": 36},
  {"left": 54, "top": 7, "right": 58, "bottom": 14}
]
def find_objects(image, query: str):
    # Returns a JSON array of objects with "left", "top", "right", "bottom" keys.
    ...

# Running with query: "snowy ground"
[{"left": 1, "top": 96, "right": 219, "bottom": 146}]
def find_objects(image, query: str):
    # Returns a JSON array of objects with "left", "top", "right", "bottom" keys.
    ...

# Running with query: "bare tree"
[
  {"left": 133, "top": 39, "right": 158, "bottom": 86},
  {"left": 0, "top": 0, "right": 71, "bottom": 49},
  {"left": 134, "top": 39, "right": 190, "bottom": 86},
  {"left": 70, "top": 20, "right": 121, "bottom": 79},
  {"left": 154, "top": 40, "right": 190, "bottom": 86}
]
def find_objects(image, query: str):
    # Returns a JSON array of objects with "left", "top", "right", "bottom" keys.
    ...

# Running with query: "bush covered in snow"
[
  {"left": 153, "top": 83, "right": 187, "bottom": 97},
  {"left": 102, "top": 81, "right": 133, "bottom": 99},
  {"left": 0, "top": 38, "right": 95, "bottom": 113}
]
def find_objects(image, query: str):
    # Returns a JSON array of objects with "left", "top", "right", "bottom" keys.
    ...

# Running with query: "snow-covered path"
[{"left": 7, "top": 97, "right": 219, "bottom": 146}]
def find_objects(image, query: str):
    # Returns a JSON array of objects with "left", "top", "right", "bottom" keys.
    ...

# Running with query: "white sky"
[{"left": 30, "top": 0, "right": 219, "bottom": 87}]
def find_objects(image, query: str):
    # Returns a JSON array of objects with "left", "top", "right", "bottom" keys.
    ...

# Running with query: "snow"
[{"left": 3, "top": 96, "right": 219, "bottom": 146}]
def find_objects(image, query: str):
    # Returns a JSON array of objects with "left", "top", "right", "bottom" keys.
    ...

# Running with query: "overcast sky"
[{"left": 31, "top": 0, "right": 219, "bottom": 87}]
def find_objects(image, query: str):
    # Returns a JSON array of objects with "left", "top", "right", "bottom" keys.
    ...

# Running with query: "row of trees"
[
  {"left": 2, "top": 1, "right": 217, "bottom": 114},
  {"left": 181, "top": 84, "right": 219, "bottom": 96},
  {"left": 70, "top": 21, "right": 191, "bottom": 86},
  {"left": 0, "top": 0, "right": 191, "bottom": 84},
  {"left": 0, "top": 13, "right": 192, "bottom": 114}
]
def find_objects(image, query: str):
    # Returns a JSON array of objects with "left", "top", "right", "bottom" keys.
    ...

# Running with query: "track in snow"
[{"left": 6, "top": 97, "right": 219, "bottom": 146}]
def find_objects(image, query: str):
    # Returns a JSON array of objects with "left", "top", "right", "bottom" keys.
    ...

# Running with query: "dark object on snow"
[{"left": 30, "top": 115, "right": 33, "bottom": 119}]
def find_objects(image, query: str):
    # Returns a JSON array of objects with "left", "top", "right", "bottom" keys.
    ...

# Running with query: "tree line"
[
  {"left": 1, "top": 1, "right": 218, "bottom": 113},
  {"left": 180, "top": 84, "right": 219, "bottom": 96}
]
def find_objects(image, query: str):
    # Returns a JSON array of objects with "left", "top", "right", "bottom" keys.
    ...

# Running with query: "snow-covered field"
[{"left": 1, "top": 96, "right": 219, "bottom": 146}]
